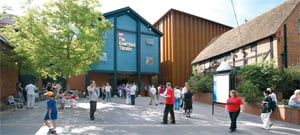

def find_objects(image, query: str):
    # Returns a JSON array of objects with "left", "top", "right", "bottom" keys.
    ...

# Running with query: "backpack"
[{"left": 270, "top": 100, "right": 277, "bottom": 112}]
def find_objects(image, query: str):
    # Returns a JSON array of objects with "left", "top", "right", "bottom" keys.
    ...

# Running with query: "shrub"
[
  {"left": 237, "top": 80, "right": 262, "bottom": 103},
  {"left": 278, "top": 99, "right": 289, "bottom": 105},
  {"left": 188, "top": 72, "right": 214, "bottom": 93},
  {"left": 239, "top": 61, "right": 279, "bottom": 92},
  {"left": 277, "top": 64, "right": 300, "bottom": 99}
]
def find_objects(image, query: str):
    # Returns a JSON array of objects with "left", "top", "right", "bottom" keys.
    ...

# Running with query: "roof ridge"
[{"left": 192, "top": 0, "right": 300, "bottom": 64}]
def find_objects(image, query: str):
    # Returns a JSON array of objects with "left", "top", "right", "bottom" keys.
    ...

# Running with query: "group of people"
[
  {"left": 14, "top": 81, "right": 64, "bottom": 109},
  {"left": 225, "top": 88, "right": 276, "bottom": 133},
  {"left": 156, "top": 82, "right": 193, "bottom": 117},
  {"left": 225, "top": 88, "right": 300, "bottom": 133},
  {"left": 87, "top": 81, "right": 138, "bottom": 120},
  {"left": 40, "top": 80, "right": 300, "bottom": 134}
]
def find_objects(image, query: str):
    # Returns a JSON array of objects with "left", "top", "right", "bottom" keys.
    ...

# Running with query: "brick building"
[
  {"left": 0, "top": 34, "right": 18, "bottom": 103},
  {"left": 153, "top": 9, "right": 232, "bottom": 87},
  {"left": 192, "top": 0, "right": 300, "bottom": 73}
]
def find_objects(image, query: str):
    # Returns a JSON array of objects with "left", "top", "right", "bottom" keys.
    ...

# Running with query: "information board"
[{"left": 213, "top": 73, "right": 230, "bottom": 104}]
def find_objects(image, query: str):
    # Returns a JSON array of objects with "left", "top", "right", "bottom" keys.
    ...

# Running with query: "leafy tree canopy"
[{"left": 1, "top": 0, "right": 113, "bottom": 83}]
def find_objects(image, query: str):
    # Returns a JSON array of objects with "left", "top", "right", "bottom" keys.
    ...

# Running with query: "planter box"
[{"left": 193, "top": 91, "right": 300, "bottom": 125}]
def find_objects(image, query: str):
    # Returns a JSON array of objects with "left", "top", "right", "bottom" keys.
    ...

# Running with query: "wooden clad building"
[{"left": 153, "top": 9, "right": 232, "bottom": 86}]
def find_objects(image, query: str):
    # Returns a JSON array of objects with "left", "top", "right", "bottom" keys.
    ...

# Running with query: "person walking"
[
  {"left": 267, "top": 88, "right": 277, "bottom": 111},
  {"left": 105, "top": 83, "right": 112, "bottom": 102},
  {"left": 161, "top": 82, "right": 175, "bottom": 124},
  {"left": 225, "top": 90, "right": 244, "bottom": 133},
  {"left": 25, "top": 80, "right": 37, "bottom": 109},
  {"left": 87, "top": 80, "right": 99, "bottom": 120},
  {"left": 260, "top": 90, "right": 273, "bottom": 130},
  {"left": 149, "top": 85, "right": 158, "bottom": 106},
  {"left": 174, "top": 86, "right": 181, "bottom": 110},
  {"left": 184, "top": 87, "right": 193, "bottom": 117},
  {"left": 43, "top": 91, "right": 58, "bottom": 134}
]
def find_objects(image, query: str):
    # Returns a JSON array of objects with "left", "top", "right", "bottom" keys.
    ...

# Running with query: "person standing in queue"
[
  {"left": 130, "top": 82, "right": 137, "bottom": 105},
  {"left": 87, "top": 80, "right": 99, "bottom": 120},
  {"left": 225, "top": 90, "right": 244, "bottom": 133},
  {"left": 161, "top": 82, "right": 175, "bottom": 124}
]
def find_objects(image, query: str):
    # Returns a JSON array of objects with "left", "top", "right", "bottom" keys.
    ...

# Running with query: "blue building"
[{"left": 87, "top": 7, "right": 162, "bottom": 95}]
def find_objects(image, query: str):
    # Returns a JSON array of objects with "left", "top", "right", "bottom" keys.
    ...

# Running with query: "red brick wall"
[
  {"left": 277, "top": 4, "right": 300, "bottom": 66},
  {"left": 193, "top": 91, "right": 300, "bottom": 125},
  {"left": 0, "top": 44, "right": 18, "bottom": 103},
  {"left": 90, "top": 73, "right": 113, "bottom": 86},
  {"left": 286, "top": 3, "right": 300, "bottom": 66},
  {"left": 0, "top": 67, "right": 18, "bottom": 103},
  {"left": 69, "top": 75, "right": 86, "bottom": 92}
]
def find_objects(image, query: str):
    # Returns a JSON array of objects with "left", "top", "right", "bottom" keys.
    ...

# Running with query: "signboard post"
[{"left": 212, "top": 61, "right": 235, "bottom": 115}]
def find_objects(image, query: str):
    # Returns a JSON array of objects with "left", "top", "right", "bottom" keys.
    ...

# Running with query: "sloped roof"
[
  {"left": 104, "top": 7, "right": 163, "bottom": 36},
  {"left": 0, "top": 14, "right": 16, "bottom": 25},
  {"left": 0, "top": 33, "right": 14, "bottom": 48},
  {"left": 153, "top": 8, "right": 232, "bottom": 29},
  {"left": 192, "top": 0, "right": 300, "bottom": 64}
]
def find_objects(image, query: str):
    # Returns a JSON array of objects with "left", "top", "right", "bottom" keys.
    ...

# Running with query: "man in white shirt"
[
  {"left": 149, "top": 85, "right": 158, "bottom": 106},
  {"left": 267, "top": 88, "right": 277, "bottom": 112},
  {"left": 87, "top": 80, "right": 99, "bottom": 120},
  {"left": 130, "top": 82, "right": 137, "bottom": 105},
  {"left": 25, "top": 80, "right": 37, "bottom": 109}
]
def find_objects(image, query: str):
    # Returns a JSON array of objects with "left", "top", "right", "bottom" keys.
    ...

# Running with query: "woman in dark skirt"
[{"left": 184, "top": 87, "right": 193, "bottom": 117}]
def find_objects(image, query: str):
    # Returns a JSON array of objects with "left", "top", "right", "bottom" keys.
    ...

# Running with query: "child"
[
  {"left": 43, "top": 91, "right": 58, "bottom": 134},
  {"left": 69, "top": 91, "right": 78, "bottom": 107}
]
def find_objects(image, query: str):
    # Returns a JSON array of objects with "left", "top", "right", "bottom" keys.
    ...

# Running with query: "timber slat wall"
[{"left": 154, "top": 9, "right": 232, "bottom": 86}]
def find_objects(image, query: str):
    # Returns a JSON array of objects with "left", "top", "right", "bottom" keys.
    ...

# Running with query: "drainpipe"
[{"left": 284, "top": 24, "right": 288, "bottom": 68}]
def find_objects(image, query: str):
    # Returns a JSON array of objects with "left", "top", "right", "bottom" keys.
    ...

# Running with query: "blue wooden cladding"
[{"left": 91, "top": 7, "right": 162, "bottom": 74}]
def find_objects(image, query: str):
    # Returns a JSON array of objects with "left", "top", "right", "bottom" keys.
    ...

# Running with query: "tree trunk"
[{"left": 65, "top": 77, "right": 70, "bottom": 91}]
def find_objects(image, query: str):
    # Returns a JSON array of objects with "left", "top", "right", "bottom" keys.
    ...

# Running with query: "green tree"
[{"left": 1, "top": 0, "right": 112, "bottom": 90}]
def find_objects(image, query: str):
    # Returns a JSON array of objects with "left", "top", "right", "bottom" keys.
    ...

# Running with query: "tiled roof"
[
  {"left": 0, "top": 14, "right": 16, "bottom": 25},
  {"left": 192, "top": 0, "right": 300, "bottom": 64}
]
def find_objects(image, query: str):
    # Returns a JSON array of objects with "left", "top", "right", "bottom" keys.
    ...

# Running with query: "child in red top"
[{"left": 225, "top": 90, "right": 243, "bottom": 133}]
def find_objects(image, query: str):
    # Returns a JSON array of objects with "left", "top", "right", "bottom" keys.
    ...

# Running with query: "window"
[
  {"left": 146, "top": 37, "right": 153, "bottom": 45},
  {"left": 298, "top": 19, "right": 300, "bottom": 34},
  {"left": 251, "top": 44, "right": 257, "bottom": 52},
  {"left": 99, "top": 52, "right": 107, "bottom": 62},
  {"left": 103, "top": 32, "right": 107, "bottom": 39},
  {"left": 146, "top": 56, "right": 153, "bottom": 65}
]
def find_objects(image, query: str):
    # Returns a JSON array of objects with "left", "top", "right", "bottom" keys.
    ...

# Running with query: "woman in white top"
[
  {"left": 174, "top": 86, "right": 181, "bottom": 110},
  {"left": 288, "top": 89, "right": 300, "bottom": 108},
  {"left": 125, "top": 83, "right": 131, "bottom": 104}
]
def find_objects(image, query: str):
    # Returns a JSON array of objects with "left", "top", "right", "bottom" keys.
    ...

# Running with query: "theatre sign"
[{"left": 118, "top": 32, "right": 136, "bottom": 52}]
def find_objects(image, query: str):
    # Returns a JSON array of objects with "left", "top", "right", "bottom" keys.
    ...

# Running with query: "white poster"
[{"left": 213, "top": 73, "right": 230, "bottom": 104}]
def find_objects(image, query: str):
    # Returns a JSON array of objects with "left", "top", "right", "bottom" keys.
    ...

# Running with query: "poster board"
[{"left": 213, "top": 73, "right": 230, "bottom": 104}]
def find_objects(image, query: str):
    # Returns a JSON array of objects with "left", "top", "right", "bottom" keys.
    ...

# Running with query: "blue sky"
[{"left": 1, "top": 0, "right": 286, "bottom": 27}]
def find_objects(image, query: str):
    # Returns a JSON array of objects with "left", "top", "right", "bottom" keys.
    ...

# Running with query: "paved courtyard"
[{"left": 0, "top": 96, "right": 299, "bottom": 135}]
